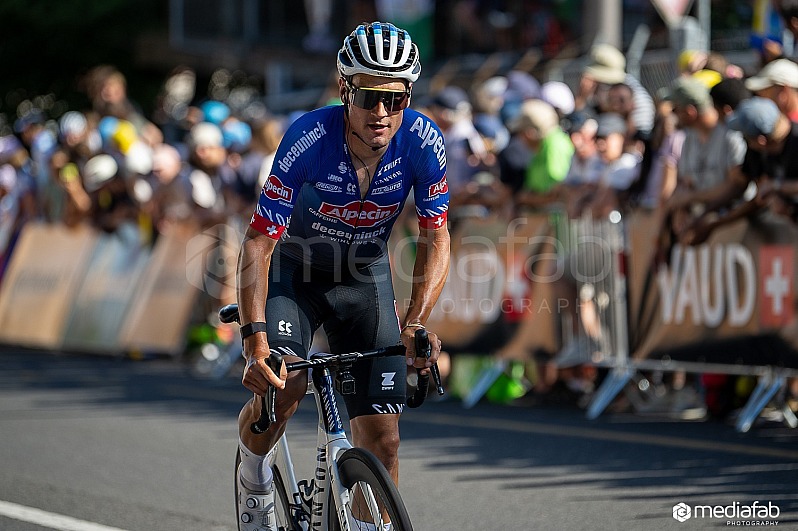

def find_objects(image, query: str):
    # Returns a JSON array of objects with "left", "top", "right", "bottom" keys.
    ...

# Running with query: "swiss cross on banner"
[{"left": 759, "top": 246, "right": 795, "bottom": 328}]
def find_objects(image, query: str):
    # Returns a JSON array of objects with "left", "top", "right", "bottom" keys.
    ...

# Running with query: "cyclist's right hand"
[{"left": 242, "top": 337, "right": 287, "bottom": 395}]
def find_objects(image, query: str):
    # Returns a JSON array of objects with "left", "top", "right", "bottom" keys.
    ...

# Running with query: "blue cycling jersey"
[{"left": 250, "top": 105, "right": 449, "bottom": 270}]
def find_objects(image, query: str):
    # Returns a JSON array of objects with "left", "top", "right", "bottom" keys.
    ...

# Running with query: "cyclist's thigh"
[
  {"left": 265, "top": 253, "right": 322, "bottom": 358},
  {"left": 324, "top": 257, "right": 406, "bottom": 418}
]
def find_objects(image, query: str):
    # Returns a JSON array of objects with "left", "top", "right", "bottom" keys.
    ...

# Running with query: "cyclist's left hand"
[{"left": 401, "top": 328, "right": 442, "bottom": 376}]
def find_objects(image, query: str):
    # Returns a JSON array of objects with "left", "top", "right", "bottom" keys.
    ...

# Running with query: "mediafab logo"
[{"left": 672, "top": 501, "right": 780, "bottom": 525}]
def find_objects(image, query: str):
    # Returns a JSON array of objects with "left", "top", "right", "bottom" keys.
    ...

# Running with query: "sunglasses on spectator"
[{"left": 348, "top": 84, "right": 411, "bottom": 112}]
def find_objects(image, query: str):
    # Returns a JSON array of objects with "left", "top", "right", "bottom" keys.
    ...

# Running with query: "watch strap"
[{"left": 240, "top": 321, "right": 268, "bottom": 339}]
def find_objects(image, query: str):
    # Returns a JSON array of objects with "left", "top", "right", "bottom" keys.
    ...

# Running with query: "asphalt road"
[{"left": 1, "top": 348, "right": 797, "bottom": 531}]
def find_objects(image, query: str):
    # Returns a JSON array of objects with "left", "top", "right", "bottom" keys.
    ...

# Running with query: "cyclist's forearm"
[
  {"left": 404, "top": 226, "right": 450, "bottom": 325},
  {"left": 237, "top": 227, "right": 277, "bottom": 339}
]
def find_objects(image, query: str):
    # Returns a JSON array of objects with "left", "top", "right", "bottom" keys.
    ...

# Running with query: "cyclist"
[{"left": 234, "top": 21, "right": 450, "bottom": 530}]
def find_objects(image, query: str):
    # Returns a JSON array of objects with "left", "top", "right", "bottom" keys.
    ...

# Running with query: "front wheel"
[{"left": 328, "top": 448, "right": 413, "bottom": 531}]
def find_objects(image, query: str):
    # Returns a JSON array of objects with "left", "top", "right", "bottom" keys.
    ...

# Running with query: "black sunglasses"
[{"left": 348, "top": 85, "right": 411, "bottom": 112}]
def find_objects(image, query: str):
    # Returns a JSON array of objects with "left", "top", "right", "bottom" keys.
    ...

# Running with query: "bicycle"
[{"left": 219, "top": 304, "right": 444, "bottom": 531}]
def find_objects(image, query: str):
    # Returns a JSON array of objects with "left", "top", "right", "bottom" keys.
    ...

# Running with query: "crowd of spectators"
[{"left": 2, "top": 21, "right": 798, "bottom": 417}]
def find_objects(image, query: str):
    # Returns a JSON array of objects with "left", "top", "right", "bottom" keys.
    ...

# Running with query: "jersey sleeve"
[
  {"left": 407, "top": 114, "right": 450, "bottom": 230},
  {"left": 250, "top": 113, "right": 327, "bottom": 238}
]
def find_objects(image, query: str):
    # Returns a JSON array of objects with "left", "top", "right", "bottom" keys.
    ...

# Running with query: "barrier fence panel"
[
  {"left": 580, "top": 208, "right": 798, "bottom": 431},
  {"left": 0, "top": 223, "right": 98, "bottom": 350},
  {"left": 0, "top": 222, "right": 207, "bottom": 357},
  {"left": 61, "top": 225, "right": 152, "bottom": 354}
]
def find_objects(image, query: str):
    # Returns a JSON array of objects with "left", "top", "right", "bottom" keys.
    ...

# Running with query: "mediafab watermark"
[{"left": 673, "top": 501, "right": 780, "bottom": 526}]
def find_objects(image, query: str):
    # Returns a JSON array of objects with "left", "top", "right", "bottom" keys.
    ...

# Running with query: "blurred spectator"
[
  {"left": 148, "top": 143, "right": 195, "bottom": 235},
  {"left": 511, "top": 99, "right": 574, "bottom": 209},
  {"left": 238, "top": 117, "right": 284, "bottom": 202},
  {"left": 710, "top": 78, "right": 752, "bottom": 122},
  {"left": 664, "top": 77, "right": 748, "bottom": 245},
  {"left": 572, "top": 112, "right": 642, "bottom": 218},
  {"left": 472, "top": 76, "right": 510, "bottom": 153},
  {"left": 14, "top": 110, "right": 58, "bottom": 220},
  {"left": 729, "top": 97, "right": 798, "bottom": 222},
  {"left": 561, "top": 111, "right": 602, "bottom": 187},
  {"left": 83, "top": 65, "right": 163, "bottom": 147},
  {"left": 303, "top": 0, "right": 335, "bottom": 52},
  {"left": 635, "top": 98, "right": 683, "bottom": 210},
  {"left": 776, "top": 0, "right": 798, "bottom": 42},
  {"left": 744, "top": 58, "right": 798, "bottom": 122},
  {"left": 82, "top": 154, "right": 139, "bottom": 237},
  {"left": 605, "top": 82, "right": 643, "bottom": 154},
  {"left": 427, "top": 86, "right": 493, "bottom": 202},
  {"left": 540, "top": 81, "right": 575, "bottom": 118},
  {"left": 185, "top": 122, "right": 234, "bottom": 227},
  {"left": 576, "top": 43, "right": 655, "bottom": 138},
  {"left": 152, "top": 66, "right": 197, "bottom": 146}
]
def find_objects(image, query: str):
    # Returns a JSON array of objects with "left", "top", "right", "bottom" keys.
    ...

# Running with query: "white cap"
[
  {"left": 189, "top": 122, "right": 224, "bottom": 148},
  {"left": 541, "top": 81, "right": 576, "bottom": 115},
  {"left": 745, "top": 58, "right": 798, "bottom": 91},
  {"left": 83, "top": 154, "right": 118, "bottom": 192}
]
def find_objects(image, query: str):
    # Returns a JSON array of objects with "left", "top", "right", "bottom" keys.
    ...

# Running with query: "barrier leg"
[
  {"left": 586, "top": 366, "right": 633, "bottom": 420},
  {"left": 736, "top": 374, "right": 784, "bottom": 433},
  {"left": 782, "top": 404, "right": 798, "bottom": 429},
  {"left": 462, "top": 359, "right": 508, "bottom": 409}
]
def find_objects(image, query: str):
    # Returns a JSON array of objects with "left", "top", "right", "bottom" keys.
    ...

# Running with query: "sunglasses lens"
[{"left": 351, "top": 88, "right": 409, "bottom": 112}]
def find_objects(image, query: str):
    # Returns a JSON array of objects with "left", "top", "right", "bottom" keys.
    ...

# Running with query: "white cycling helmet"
[{"left": 337, "top": 22, "right": 421, "bottom": 83}]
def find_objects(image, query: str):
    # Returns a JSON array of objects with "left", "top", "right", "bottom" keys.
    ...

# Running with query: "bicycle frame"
[{"left": 274, "top": 360, "right": 367, "bottom": 531}]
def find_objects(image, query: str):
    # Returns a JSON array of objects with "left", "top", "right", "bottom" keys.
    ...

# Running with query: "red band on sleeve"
[
  {"left": 418, "top": 211, "right": 447, "bottom": 230},
  {"left": 250, "top": 213, "right": 286, "bottom": 239}
]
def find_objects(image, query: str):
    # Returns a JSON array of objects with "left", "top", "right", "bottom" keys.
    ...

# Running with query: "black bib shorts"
[{"left": 264, "top": 250, "right": 406, "bottom": 419}]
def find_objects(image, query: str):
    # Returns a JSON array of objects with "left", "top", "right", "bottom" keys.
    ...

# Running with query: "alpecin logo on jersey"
[
  {"left": 428, "top": 176, "right": 448, "bottom": 199},
  {"left": 319, "top": 200, "right": 400, "bottom": 228},
  {"left": 263, "top": 175, "right": 293, "bottom": 203}
]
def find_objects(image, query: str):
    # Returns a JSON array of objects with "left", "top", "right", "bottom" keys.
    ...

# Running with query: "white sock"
[
  {"left": 350, "top": 519, "right": 392, "bottom": 531},
  {"left": 238, "top": 439, "right": 277, "bottom": 488}
]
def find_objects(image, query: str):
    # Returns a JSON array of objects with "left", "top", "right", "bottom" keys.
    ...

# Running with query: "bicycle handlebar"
[{"left": 218, "top": 304, "right": 444, "bottom": 434}]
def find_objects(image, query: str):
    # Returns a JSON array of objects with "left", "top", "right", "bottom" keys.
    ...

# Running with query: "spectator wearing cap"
[
  {"left": 745, "top": 58, "right": 798, "bottom": 122},
  {"left": 81, "top": 154, "right": 139, "bottom": 235},
  {"left": 511, "top": 99, "right": 574, "bottom": 210},
  {"left": 427, "top": 86, "right": 492, "bottom": 203},
  {"left": 575, "top": 43, "right": 655, "bottom": 138},
  {"left": 665, "top": 77, "right": 748, "bottom": 244},
  {"left": 567, "top": 112, "right": 643, "bottom": 219},
  {"left": 148, "top": 143, "right": 195, "bottom": 235},
  {"left": 729, "top": 97, "right": 798, "bottom": 222},
  {"left": 185, "top": 122, "right": 235, "bottom": 227},
  {"left": 540, "top": 81, "right": 575, "bottom": 118},
  {"left": 710, "top": 78, "right": 752, "bottom": 122},
  {"left": 561, "top": 111, "right": 602, "bottom": 187},
  {"left": 472, "top": 76, "right": 511, "bottom": 154}
]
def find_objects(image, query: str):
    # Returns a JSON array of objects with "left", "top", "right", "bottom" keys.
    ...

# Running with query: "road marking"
[
  {"left": 406, "top": 412, "right": 798, "bottom": 461},
  {"left": 0, "top": 500, "right": 128, "bottom": 531}
]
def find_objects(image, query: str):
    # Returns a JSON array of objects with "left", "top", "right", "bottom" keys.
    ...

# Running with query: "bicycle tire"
[
  {"left": 273, "top": 465, "right": 302, "bottom": 530},
  {"left": 328, "top": 448, "right": 413, "bottom": 531}
]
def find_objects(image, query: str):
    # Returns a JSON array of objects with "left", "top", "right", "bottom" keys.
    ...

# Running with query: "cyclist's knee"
[{"left": 352, "top": 415, "right": 401, "bottom": 462}]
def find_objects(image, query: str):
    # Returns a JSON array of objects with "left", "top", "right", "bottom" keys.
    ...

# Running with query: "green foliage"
[{"left": 0, "top": 0, "right": 165, "bottom": 118}]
